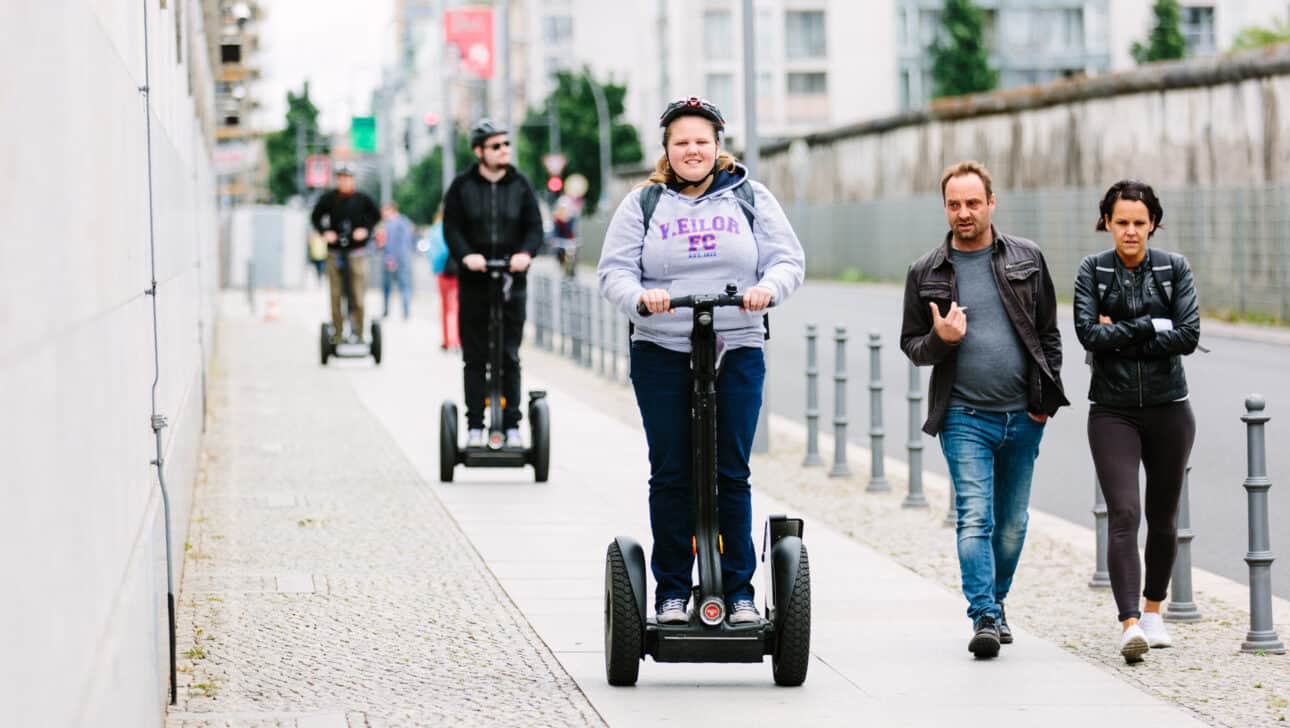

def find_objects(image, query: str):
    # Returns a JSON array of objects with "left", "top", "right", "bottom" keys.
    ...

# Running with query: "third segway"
[
  {"left": 603, "top": 284, "right": 811, "bottom": 686},
  {"left": 439, "top": 259, "right": 550, "bottom": 482}
]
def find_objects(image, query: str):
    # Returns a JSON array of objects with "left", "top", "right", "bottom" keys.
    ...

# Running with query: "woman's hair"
[
  {"left": 1096, "top": 179, "right": 1163, "bottom": 236},
  {"left": 639, "top": 117, "right": 738, "bottom": 187}
]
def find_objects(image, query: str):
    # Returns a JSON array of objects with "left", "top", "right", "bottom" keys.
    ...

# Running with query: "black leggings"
[{"left": 1088, "top": 401, "right": 1196, "bottom": 621}]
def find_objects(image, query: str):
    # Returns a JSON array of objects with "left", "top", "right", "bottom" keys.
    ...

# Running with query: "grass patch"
[{"left": 183, "top": 645, "right": 206, "bottom": 660}]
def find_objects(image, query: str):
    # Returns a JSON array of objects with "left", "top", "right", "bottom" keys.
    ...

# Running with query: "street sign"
[
  {"left": 304, "top": 155, "right": 331, "bottom": 188},
  {"left": 542, "top": 153, "right": 567, "bottom": 177},
  {"left": 351, "top": 116, "right": 377, "bottom": 153}
]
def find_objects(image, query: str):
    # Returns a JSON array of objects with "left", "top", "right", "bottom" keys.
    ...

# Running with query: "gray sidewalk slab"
[{"left": 320, "top": 291, "right": 1208, "bottom": 727}]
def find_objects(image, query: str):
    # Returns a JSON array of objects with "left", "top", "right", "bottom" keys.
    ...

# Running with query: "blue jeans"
[
  {"left": 938, "top": 406, "right": 1046, "bottom": 622},
  {"left": 382, "top": 260, "right": 412, "bottom": 318},
  {"left": 630, "top": 342, "right": 764, "bottom": 605}
]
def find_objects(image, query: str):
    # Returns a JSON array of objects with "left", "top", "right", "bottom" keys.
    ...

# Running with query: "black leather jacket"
[
  {"left": 442, "top": 164, "right": 543, "bottom": 288},
  {"left": 1073, "top": 249, "right": 1200, "bottom": 407},
  {"left": 901, "top": 228, "right": 1068, "bottom": 435}
]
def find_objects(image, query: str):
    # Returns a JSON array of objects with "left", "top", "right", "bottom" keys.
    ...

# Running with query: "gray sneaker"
[
  {"left": 505, "top": 427, "right": 524, "bottom": 448},
  {"left": 466, "top": 429, "right": 484, "bottom": 447},
  {"left": 656, "top": 597, "right": 688, "bottom": 625},
  {"left": 728, "top": 599, "right": 761, "bottom": 625}
]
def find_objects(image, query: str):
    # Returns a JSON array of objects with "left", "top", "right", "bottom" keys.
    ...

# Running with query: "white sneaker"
[
  {"left": 505, "top": 427, "right": 523, "bottom": 448},
  {"left": 466, "top": 429, "right": 484, "bottom": 447},
  {"left": 1120, "top": 623, "right": 1149, "bottom": 663},
  {"left": 656, "top": 597, "right": 688, "bottom": 625},
  {"left": 1139, "top": 612, "right": 1173, "bottom": 648}
]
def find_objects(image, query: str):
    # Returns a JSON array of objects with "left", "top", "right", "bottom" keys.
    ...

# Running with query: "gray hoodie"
[{"left": 597, "top": 164, "right": 806, "bottom": 353}]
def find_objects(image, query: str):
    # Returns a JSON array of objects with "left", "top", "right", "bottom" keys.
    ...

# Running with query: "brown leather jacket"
[{"left": 900, "top": 228, "right": 1068, "bottom": 435}]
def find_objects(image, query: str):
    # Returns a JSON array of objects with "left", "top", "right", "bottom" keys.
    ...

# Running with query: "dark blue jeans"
[
  {"left": 938, "top": 406, "right": 1046, "bottom": 622},
  {"left": 630, "top": 341, "right": 764, "bottom": 605},
  {"left": 381, "top": 259, "right": 412, "bottom": 318}
]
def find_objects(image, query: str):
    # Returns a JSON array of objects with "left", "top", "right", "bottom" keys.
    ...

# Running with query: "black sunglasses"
[{"left": 487, "top": 140, "right": 511, "bottom": 151}]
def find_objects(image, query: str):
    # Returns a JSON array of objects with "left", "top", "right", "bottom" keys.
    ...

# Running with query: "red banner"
[
  {"left": 304, "top": 155, "right": 331, "bottom": 189},
  {"left": 444, "top": 7, "right": 494, "bottom": 79}
]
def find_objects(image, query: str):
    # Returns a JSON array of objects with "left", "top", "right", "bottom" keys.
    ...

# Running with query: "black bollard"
[
  {"left": 867, "top": 332, "right": 889, "bottom": 491},
  {"left": 803, "top": 324, "right": 822, "bottom": 467},
  {"left": 902, "top": 362, "right": 927, "bottom": 508},
  {"left": 1165, "top": 466, "right": 1201, "bottom": 621},
  {"left": 1089, "top": 477, "right": 1111, "bottom": 588},
  {"left": 1241, "top": 395, "right": 1285, "bottom": 654},
  {"left": 829, "top": 325, "right": 851, "bottom": 478}
]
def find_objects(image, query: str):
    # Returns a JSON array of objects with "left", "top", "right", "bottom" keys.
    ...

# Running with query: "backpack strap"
[
  {"left": 732, "top": 181, "right": 756, "bottom": 231},
  {"left": 638, "top": 183, "right": 664, "bottom": 234},
  {"left": 1094, "top": 249, "right": 1117, "bottom": 308},
  {"left": 1148, "top": 247, "right": 1174, "bottom": 307}
]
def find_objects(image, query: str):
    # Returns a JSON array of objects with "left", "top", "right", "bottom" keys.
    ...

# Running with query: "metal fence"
[{"left": 577, "top": 183, "right": 1290, "bottom": 322}]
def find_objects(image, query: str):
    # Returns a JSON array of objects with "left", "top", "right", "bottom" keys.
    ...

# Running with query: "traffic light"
[
  {"left": 423, "top": 111, "right": 440, "bottom": 129},
  {"left": 547, "top": 176, "right": 563, "bottom": 193}
]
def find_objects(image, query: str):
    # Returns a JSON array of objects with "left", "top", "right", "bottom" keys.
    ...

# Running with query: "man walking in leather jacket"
[
  {"left": 900, "top": 161, "right": 1068, "bottom": 659},
  {"left": 443, "top": 118, "right": 544, "bottom": 448}
]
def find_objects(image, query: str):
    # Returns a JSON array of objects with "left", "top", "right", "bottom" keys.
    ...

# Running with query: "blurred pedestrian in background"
[
  {"left": 426, "top": 206, "right": 460, "bottom": 351},
  {"left": 379, "top": 201, "right": 416, "bottom": 320}
]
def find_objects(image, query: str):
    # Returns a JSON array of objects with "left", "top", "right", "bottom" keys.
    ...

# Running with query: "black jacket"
[
  {"left": 310, "top": 189, "right": 381, "bottom": 251},
  {"left": 1073, "top": 248, "right": 1199, "bottom": 407},
  {"left": 901, "top": 228, "right": 1069, "bottom": 435},
  {"left": 443, "top": 164, "right": 543, "bottom": 287}
]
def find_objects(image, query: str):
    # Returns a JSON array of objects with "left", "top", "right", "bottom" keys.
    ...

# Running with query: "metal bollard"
[
  {"left": 829, "top": 325, "right": 851, "bottom": 478},
  {"left": 866, "top": 332, "right": 889, "bottom": 490},
  {"left": 532, "top": 275, "right": 545, "bottom": 347},
  {"left": 598, "top": 292, "right": 607, "bottom": 376},
  {"left": 558, "top": 280, "right": 569, "bottom": 357},
  {"left": 1241, "top": 395, "right": 1286, "bottom": 654},
  {"left": 802, "top": 325, "right": 823, "bottom": 467},
  {"left": 581, "top": 286, "right": 594, "bottom": 368},
  {"left": 546, "top": 277, "right": 557, "bottom": 351},
  {"left": 1166, "top": 465, "right": 1202, "bottom": 621},
  {"left": 610, "top": 305, "right": 619, "bottom": 378},
  {"left": 1089, "top": 477, "right": 1111, "bottom": 588},
  {"left": 903, "top": 362, "right": 928, "bottom": 508}
]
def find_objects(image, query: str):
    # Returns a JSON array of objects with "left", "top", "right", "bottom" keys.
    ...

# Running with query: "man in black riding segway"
[
  {"left": 443, "top": 118, "right": 544, "bottom": 449},
  {"left": 311, "top": 165, "right": 381, "bottom": 343}
]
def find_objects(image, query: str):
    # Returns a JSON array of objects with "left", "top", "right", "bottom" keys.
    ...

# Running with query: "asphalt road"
[{"left": 764, "top": 280, "right": 1290, "bottom": 599}]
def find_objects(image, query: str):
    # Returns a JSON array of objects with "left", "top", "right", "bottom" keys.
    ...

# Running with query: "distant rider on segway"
[
  {"left": 597, "top": 97, "right": 805, "bottom": 626},
  {"left": 443, "top": 119, "right": 544, "bottom": 449},
  {"left": 310, "top": 164, "right": 381, "bottom": 343}
]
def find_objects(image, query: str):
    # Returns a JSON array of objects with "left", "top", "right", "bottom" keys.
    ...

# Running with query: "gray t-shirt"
[{"left": 949, "top": 246, "right": 1029, "bottom": 412}]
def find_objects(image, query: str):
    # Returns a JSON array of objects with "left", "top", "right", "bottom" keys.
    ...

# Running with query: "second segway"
[
  {"left": 319, "top": 229, "right": 382, "bottom": 366},
  {"left": 439, "top": 259, "right": 550, "bottom": 482},
  {"left": 603, "top": 284, "right": 811, "bottom": 687}
]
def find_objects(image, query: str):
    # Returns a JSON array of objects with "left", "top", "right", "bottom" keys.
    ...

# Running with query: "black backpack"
[{"left": 633, "top": 181, "right": 768, "bottom": 340}]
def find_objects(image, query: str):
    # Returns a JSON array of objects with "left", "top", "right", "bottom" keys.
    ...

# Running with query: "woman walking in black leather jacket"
[{"left": 1074, "top": 180, "right": 1200, "bottom": 664}]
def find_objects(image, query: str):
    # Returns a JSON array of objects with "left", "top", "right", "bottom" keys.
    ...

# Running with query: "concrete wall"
[{"left": 0, "top": 1, "right": 218, "bottom": 725}]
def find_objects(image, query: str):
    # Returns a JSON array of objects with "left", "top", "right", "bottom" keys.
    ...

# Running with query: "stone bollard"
[
  {"left": 866, "top": 332, "right": 889, "bottom": 491},
  {"left": 1089, "top": 477, "right": 1111, "bottom": 588},
  {"left": 903, "top": 362, "right": 928, "bottom": 508},
  {"left": 828, "top": 325, "right": 851, "bottom": 478},
  {"left": 802, "top": 325, "right": 823, "bottom": 467},
  {"left": 1240, "top": 395, "right": 1286, "bottom": 654},
  {"left": 1166, "top": 466, "right": 1202, "bottom": 621}
]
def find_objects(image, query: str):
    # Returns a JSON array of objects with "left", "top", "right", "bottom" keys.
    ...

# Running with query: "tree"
[
  {"left": 392, "top": 133, "right": 474, "bottom": 225},
  {"left": 517, "top": 69, "right": 643, "bottom": 214},
  {"left": 264, "top": 82, "right": 328, "bottom": 204},
  {"left": 1230, "top": 19, "right": 1290, "bottom": 53},
  {"left": 928, "top": 0, "right": 998, "bottom": 99},
  {"left": 1131, "top": 0, "right": 1187, "bottom": 64}
]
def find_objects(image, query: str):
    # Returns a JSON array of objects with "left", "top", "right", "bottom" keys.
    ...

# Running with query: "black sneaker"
[
  {"left": 969, "top": 615, "right": 1002, "bottom": 658},
  {"left": 998, "top": 603, "right": 1013, "bottom": 645}
]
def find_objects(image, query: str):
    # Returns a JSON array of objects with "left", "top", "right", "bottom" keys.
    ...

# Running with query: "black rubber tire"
[
  {"left": 530, "top": 398, "right": 550, "bottom": 482},
  {"left": 439, "top": 401, "right": 457, "bottom": 482},
  {"left": 772, "top": 543, "right": 811, "bottom": 687},
  {"left": 370, "top": 321, "right": 383, "bottom": 364},
  {"left": 319, "top": 323, "right": 330, "bottom": 365},
  {"left": 605, "top": 541, "right": 643, "bottom": 686}
]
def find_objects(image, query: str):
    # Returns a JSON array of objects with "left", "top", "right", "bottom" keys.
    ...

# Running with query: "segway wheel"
[
  {"left": 529, "top": 397, "right": 551, "bottom": 483},
  {"left": 319, "top": 323, "right": 331, "bottom": 365},
  {"left": 439, "top": 401, "right": 458, "bottom": 482},
  {"left": 771, "top": 542, "right": 812, "bottom": 687},
  {"left": 604, "top": 541, "right": 643, "bottom": 686},
  {"left": 370, "top": 321, "right": 383, "bottom": 364}
]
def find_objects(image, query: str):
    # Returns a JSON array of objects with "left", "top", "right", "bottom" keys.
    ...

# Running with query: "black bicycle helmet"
[
  {"left": 659, "top": 96, "right": 725, "bottom": 134},
  {"left": 469, "top": 117, "right": 509, "bottom": 148}
]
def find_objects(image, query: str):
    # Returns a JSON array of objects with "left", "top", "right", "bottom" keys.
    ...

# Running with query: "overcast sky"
[{"left": 254, "top": 0, "right": 397, "bottom": 134}]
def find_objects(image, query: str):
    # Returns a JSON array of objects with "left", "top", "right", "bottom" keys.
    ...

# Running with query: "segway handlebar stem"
[{"left": 636, "top": 291, "right": 773, "bottom": 317}]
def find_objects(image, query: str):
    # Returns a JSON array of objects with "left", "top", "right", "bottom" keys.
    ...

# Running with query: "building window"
[
  {"left": 542, "top": 15, "right": 573, "bottom": 45},
  {"left": 705, "top": 72, "right": 736, "bottom": 115},
  {"left": 704, "top": 9, "right": 734, "bottom": 60},
  {"left": 785, "top": 10, "right": 826, "bottom": 59},
  {"left": 787, "top": 71, "right": 827, "bottom": 95},
  {"left": 1181, "top": 6, "right": 1215, "bottom": 55}
]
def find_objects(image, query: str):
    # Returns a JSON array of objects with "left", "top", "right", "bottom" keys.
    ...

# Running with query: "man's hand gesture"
[{"left": 930, "top": 301, "right": 967, "bottom": 344}]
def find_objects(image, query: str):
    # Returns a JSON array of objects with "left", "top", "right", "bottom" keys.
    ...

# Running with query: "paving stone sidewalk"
[
  {"left": 522, "top": 343, "right": 1290, "bottom": 728},
  {"left": 166, "top": 315, "right": 603, "bottom": 728}
]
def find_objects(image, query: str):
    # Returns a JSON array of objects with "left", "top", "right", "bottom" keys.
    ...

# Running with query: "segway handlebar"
[
  {"left": 484, "top": 259, "right": 512, "bottom": 271},
  {"left": 636, "top": 290, "right": 773, "bottom": 317}
]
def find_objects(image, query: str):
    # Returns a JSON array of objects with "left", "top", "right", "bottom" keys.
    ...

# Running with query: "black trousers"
[
  {"left": 1088, "top": 400, "right": 1196, "bottom": 621},
  {"left": 459, "top": 280, "right": 526, "bottom": 430}
]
